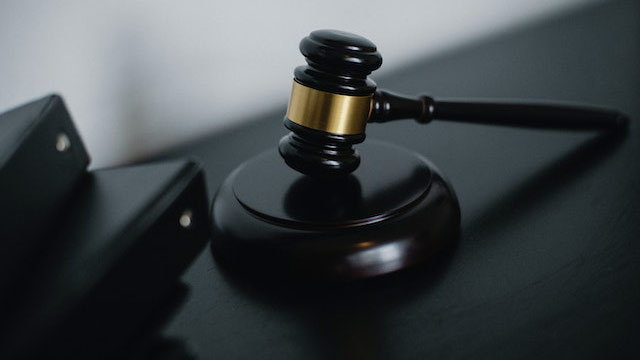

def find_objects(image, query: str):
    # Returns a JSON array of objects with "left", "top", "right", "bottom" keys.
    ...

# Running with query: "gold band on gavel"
[{"left": 286, "top": 80, "right": 373, "bottom": 135}]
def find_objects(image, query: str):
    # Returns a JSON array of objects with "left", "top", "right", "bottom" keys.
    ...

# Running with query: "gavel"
[
  {"left": 279, "top": 29, "right": 628, "bottom": 177},
  {"left": 209, "top": 29, "right": 630, "bottom": 280}
]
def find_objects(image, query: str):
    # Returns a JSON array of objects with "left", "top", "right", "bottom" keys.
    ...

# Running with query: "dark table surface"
[{"left": 155, "top": 1, "right": 640, "bottom": 358}]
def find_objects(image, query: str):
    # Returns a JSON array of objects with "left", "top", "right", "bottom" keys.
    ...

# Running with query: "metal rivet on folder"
[
  {"left": 56, "top": 132, "right": 71, "bottom": 152},
  {"left": 179, "top": 209, "right": 193, "bottom": 228}
]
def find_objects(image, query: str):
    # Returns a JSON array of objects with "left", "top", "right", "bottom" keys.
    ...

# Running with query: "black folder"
[
  {"left": 0, "top": 95, "right": 89, "bottom": 290},
  {"left": 0, "top": 160, "right": 209, "bottom": 359}
]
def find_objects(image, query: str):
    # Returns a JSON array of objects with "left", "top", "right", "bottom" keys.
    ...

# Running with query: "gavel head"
[{"left": 278, "top": 29, "right": 383, "bottom": 177}]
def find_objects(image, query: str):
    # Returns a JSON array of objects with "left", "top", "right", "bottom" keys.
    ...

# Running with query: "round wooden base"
[{"left": 210, "top": 140, "right": 460, "bottom": 280}]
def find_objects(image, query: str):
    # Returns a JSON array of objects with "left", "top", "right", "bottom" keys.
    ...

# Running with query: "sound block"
[{"left": 210, "top": 140, "right": 461, "bottom": 279}]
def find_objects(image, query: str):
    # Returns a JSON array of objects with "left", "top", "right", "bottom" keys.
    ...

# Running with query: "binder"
[
  {"left": 0, "top": 95, "right": 89, "bottom": 290},
  {"left": 0, "top": 160, "right": 209, "bottom": 359}
]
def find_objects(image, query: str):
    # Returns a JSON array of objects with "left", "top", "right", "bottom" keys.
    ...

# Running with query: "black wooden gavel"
[{"left": 279, "top": 29, "right": 629, "bottom": 177}]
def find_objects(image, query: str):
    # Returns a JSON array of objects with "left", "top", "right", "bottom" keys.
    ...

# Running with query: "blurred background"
[{"left": 0, "top": 0, "right": 600, "bottom": 168}]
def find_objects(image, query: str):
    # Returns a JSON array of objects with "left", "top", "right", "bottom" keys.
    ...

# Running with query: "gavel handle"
[{"left": 370, "top": 89, "right": 629, "bottom": 131}]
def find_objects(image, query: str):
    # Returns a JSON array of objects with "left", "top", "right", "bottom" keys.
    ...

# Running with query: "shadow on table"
[
  {"left": 212, "top": 233, "right": 459, "bottom": 358},
  {"left": 464, "top": 129, "right": 628, "bottom": 237}
]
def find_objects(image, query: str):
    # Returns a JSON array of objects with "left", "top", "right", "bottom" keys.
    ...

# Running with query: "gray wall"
[{"left": 0, "top": 0, "right": 597, "bottom": 168}]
